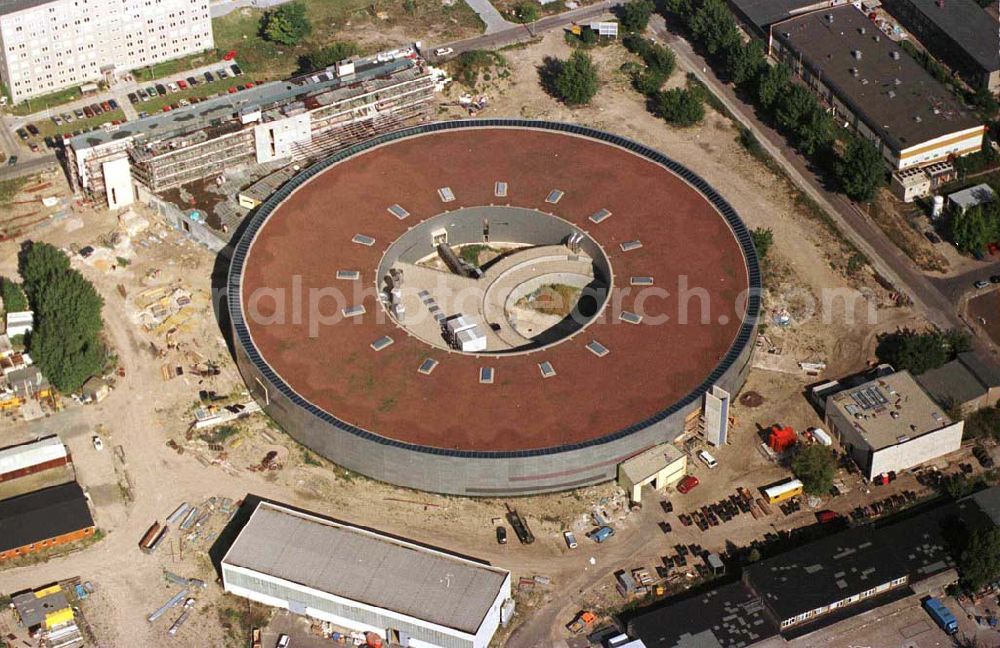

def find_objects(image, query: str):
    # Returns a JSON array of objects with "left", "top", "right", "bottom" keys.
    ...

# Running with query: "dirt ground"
[{"left": 0, "top": 30, "right": 950, "bottom": 648}]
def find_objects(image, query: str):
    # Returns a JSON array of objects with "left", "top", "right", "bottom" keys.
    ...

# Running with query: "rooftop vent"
[
  {"left": 859, "top": 26, "right": 866, "bottom": 34},
  {"left": 888, "top": 90, "right": 896, "bottom": 99},
  {"left": 891, "top": 50, "right": 901, "bottom": 60},
  {"left": 894, "top": 77, "right": 902, "bottom": 85},
  {"left": 824, "top": 12, "right": 833, "bottom": 22},
  {"left": 874, "top": 34, "right": 880, "bottom": 42},
  {"left": 851, "top": 68, "right": 859, "bottom": 77},
  {"left": 852, "top": 50, "right": 863, "bottom": 60}
]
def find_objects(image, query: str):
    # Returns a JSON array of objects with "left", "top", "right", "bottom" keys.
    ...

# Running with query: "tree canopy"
[
  {"left": 513, "top": 0, "right": 539, "bottom": 23},
  {"left": 262, "top": 2, "right": 312, "bottom": 46},
  {"left": 0, "top": 277, "right": 28, "bottom": 313},
  {"left": 751, "top": 227, "right": 774, "bottom": 261},
  {"left": 299, "top": 42, "right": 359, "bottom": 72},
  {"left": 875, "top": 328, "right": 971, "bottom": 375},
  {"left": 835, "top": 136, "right": 885, "bottom": 202},
  {"left": 656, "top": 87, "right": 705, "bottom": 126},
  {"left": 791, "top": 444, "right": 837, "bottom": 495},
  {"left": 623, "top": 35, "right": 676, "bottom": 77},
  {"left": 958, "top": 527, "right": 1000, "bottom": 592},
  {"left": 19, "top": 242, "right": 105, "bottom": 393},
  {"left": 618, "top": 0, "right": 655, "bottom": 33},
  {"left": 688, "top": 0, "right": 740, "bottom": 55},
  {"left": 554, "top": 51, "right": 600, "bottom": 106},
  {"left": 950, "top": 201, "right": 1000, "bottom": 255}
]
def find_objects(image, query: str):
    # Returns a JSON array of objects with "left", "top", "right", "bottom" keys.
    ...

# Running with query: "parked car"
[
  {"left": 434, "top": 47, "right": 454, "bottom": 56},
  {"left": 127, "top": 92, "right": 139, "bottom": 104},
  {"left": 92, "top": 435, "right": 104, "bottom": 451},
  {"left": 155, "top": 84, "right": 167, "bottom": 95},
  {"left": 162, "top": 105, "right": 172, "bottom": 112},
  {"left": 26, "top": 123, "right": 39, "bottom": 135},
  {"left": 245, "top": 81, "right": 255, "bottom": 89},
  {"left": 975, "top": 279, "right": 990, "bottom": 289},
  {"left": 74, "top": 108, "right": 85, "bottom": 118},
  {"left": 991, "top": 275, "right": 1000, "bottom": 284},
  {"left": 496, "top": 526, "right": 507, "bottom": 544},
  {"left": 62, "top": 112, "right": 74, "bottom": 123},
  {"left": 973, "top": 446, "right": 994, "bottom": 468},
  {"left": 186, "top": 76, "right": 198, "bottom": 86},
  {"left": 108, "top": 98, "right": 118, "bottom": 110},
  {"left": 204, "top": 71, "right": 215, "bottom": 82},
  {"left": 227, "top": 86, "right": 237, "bottom": 94},
  {"left": 90, "top": 103, "right": 102, "bottom": 114},
  {"left": 698, "top": 450, "right": 718, "bottom": 469},
  {"left": 78, "top": 245, "right": 95, "bottom": 257},
  {"left": 51, "top": 114, "right": 62, "bottom": 125},
  {"left": 218, "top": 69, "right": 229, "bottom": 79},
  {"left": 276, "top": 635, "right": 290, "bottom": 648},
  {"left": 15, "top": 127, "right": 28, "bottom": 140},
  {"left": 29, "top": 143, "right": 39, "bottom": 152},
  {"left": 83, "top": 106, "right": 94, "bottom": 118},
  {"left": 177, "top": 79, "right": 188, "bottom": 89},
  {"left": 230, "top": 63, "right": 242, "bottom": 75},
  {"left": 166, "top": 82, "right": 178, "bottom": 93},
  {"left": 677, "top": 475, "right": 700, "bottom": 494},
  {"left": 100, "top": 101, "right": 111, "bottom": 111},
  {"left": 7, "top": 156, "right": 17, "bottom": 166},
  {"left": 563, "top": 531, "right": 578, "bottom": 549}
]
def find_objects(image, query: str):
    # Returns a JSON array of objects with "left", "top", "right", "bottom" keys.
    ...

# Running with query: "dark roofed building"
[
  {"left": 916, "top": 351, "right": 1000, "bottom": 416},
  {"left": 0, "top": 481, "right": 95, "bottom": 561},
  {"left": 743, "top": 526, "right": 910, "bottom": 631},
  {"left": 728, "top": 0, "right": 850, "bottom": 35},
  {"left": 770, "top": 5, "right": 984, "bottom": 170},
  {"left": 882, "top": 0, "right": 1000, "bottom": 91},
  {"left": 627, "top": 581, "right": 780, "bottom": 648}
]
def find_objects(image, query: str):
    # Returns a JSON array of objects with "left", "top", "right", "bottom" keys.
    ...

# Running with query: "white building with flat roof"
[
  {"left": 0, "top": 0, "right": 213, "bottom": 104},
  {"left": 221, "top": 501, "right": 512, "bottom": 648},
  {"left": 824, "top": 370, "right": 963, "bottom": 481}
]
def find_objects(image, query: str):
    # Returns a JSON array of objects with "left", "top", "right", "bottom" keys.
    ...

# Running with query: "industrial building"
[
  {"left": 769, "top": 5, "right": 985, "bottom": 171},
  {"left": 617, "top": 444, "right": 687, "bottom": 504},
  {"left": 917, "top": 351, "right": 1000, "bottom": 416},
  {"left": 946, "top": 183, "right": 996, "bottom": 214},
  {"left": 882, "top": 0, "right": 1000, "bottom": 92},
  {"left": 823, "top": 370, "right": 963, "bottom": 481},
  {"left": 12, "top": 584, "right": 82, "bottom": 646},
  {"left": 0, "top": 481, "right": 94, "bottom": 561},
  {"left": 0, "top": 435, "right": 70, "bottom": 483},
  {"left": 221, "top": 500, "right": 512, "bottom": 648},
  {"left": 0, "top": 0, "right": 212, "bottom": 104},
  {"left": 626, "top": 492, "right": 967, "bottom": 646},
  {"left": 67, "top": 51, "right": 436, "bottom": 213},
  {"left": 727, "top": 0, "right": 851, "bottom": 36},
  {"left": 228, "top": 120, "right": 760, "bottom": 496}
]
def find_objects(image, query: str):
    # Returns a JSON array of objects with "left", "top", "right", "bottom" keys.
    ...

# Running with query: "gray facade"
[{"left": 228, "top": 120, "right": 760, "bottom": 496}]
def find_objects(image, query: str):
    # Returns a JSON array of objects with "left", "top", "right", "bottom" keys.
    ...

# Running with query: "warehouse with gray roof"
[
  {"left": 221, "top": 500, "right": 511, "bottom": 648},
  {"left": 882, "top": 0, "right": 1000, "bottom": 91}
]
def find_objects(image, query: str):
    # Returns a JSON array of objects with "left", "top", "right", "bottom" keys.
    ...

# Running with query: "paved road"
[
  {"left": 0, "top": 154, "right": 59, "bottom": 181},
  {"left": 655, "top": 21, "right": 964, "bottom": 332},
  {"left": 465, "top": 0, "right": 516, "bottom": 33},
  {"left": 429, "top": 0, "right": 621, "bottom": 59}
]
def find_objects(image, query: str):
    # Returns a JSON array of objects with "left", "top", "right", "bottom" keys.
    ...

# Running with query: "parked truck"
[
  {"left": 505, "top": 504, "right": 535, "bottom": 544},
  {"left": 922, "top": 597, "right": 958, "bottom": 635}
]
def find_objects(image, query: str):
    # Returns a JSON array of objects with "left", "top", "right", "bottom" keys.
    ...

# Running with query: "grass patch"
[
  {"left": 31, "top": 109, "right": 126, "bottom": 139},
  {"left": 200, "top": 424, "right": 240, "bottom": 444},
  {"left": 211, "top": 0, "right": 482, "bottom": 81},
  {"left": 516, "top": 283, "right": 581, "bottom": 317},
  {"left": 301, "top": 449, "right": 322, "bottom": 466},
  {"left": 458, "top": 243, "right": 498, "bottom": 266},
  {"left": 449, "top": 50, "right": 508, "bottom": 88},
  {"left": 133, "top": 52, "right": 215, "bottom": 83},
  {"left": 0, "top": 177, "right": 27, "bottom": 204},
  {"left": 9, "top": 85, "right": 89, "bottom": 116}
]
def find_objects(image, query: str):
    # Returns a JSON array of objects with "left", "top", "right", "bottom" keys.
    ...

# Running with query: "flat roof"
[
  {"left": 236, "top": 125, "right": 753, "bottom": 453},
  {"left": 773, "top": 5, "right": 981, "bottom": 153},
  {"left": 729, "top": 0, "right": 847, "bottom": 30},
  {"left": 965, "top": 486, "right": 1000, "bottom": 528},
  {"left": 890, "top": 0, "right": 1000, "bottom": 72},
  {"left": 0, "top": 435, "right": 66, "bottom": 477},
  {"left": 627, "top": 581, "right": 779, "bottom": 647},
  {"left": 0, "top": 0, "right": 53, "bottom": 17},
  {"left": 826, "top": 370, "right": 953, "bottom": 451},
  {"left": 12, "top": 586, "right": 71, "bottom": 629},
  {"left": 916, "top": 358, "right": 988, "bottom": 407},
  {"left": 222, "top": 501, "right": 508, "bottom": 635},
  {"left": 71, "top": 57, "right": 417, "bottom": 150},
  {"left": 621, "top": 444, "right": 685, "bottom": 484},
  {"left": 948, "top": 183, "right": 996, "bottom": 209},
  {"left": 0, "top": 481, "right": 93, "bottom": 553},
  {"left": 745, "top": 526, "right": 908, "bottom": 622}
]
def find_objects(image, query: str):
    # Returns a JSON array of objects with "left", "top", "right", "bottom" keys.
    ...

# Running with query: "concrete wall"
[{"left": 868, "top": 422, "right": 964, "bottom": 480}]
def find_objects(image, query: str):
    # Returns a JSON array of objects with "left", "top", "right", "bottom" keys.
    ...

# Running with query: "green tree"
[
  {"left": 755, "top": 63, "right": 791, "bottom": 111},
  {"left": 632, "top": 69, "right": 666, "bottom": 95},
  {"left": 623, "top": 36, "right": 676, "bottom": 76},
  {"left": 0, "top": 277, "right": 28, "bottom": 312},
  {"left": 835, "top": 135, "right": 885, "bottom": 202},
  {"left": 262, "top": 2, "right": 311, "bottom": 46},
  {"left": 656, "top": 87, "right": 705, "bottom": 126},
  {"left": 751, "top": 227, "right": 774, "bottom": 260},
  {"left": 964, "top": 407, "right": 1000, "bottom": 441},
  {"left": 791, "top": 444, "right": 837, "bottom": 495},
  {"left": 958, "top": 527, "right": 1000, "bottom": 592},
  {"left": 950, "top": 202, "right": 1000, "bottom": 255},
  {"left": 774, "top": 86, "right": 833, "bottom": 156},
  {"left": 513, "top": 0, "right": 539, "bottom": 23},
  {"left": 18, "top": 242, "right": 105, "bottom": 393},
  {"left": 663, "top": 0, "right": 694, "bottom": 22},
  {"left": 300, "top": 42, "right": 360, "bottom": 72},
  {"left": 874, "top": 328, "right": 969, "bottom": 375},
  {"left": 554, "top": 51, "right": 600, "bottom": 106},
  {"left": 794, "top": 106, "right": 834, "bottom": 157},
  {"left": 689, "top": 0, "right": 740, "bottom": 55},
  {"left": 725, "top": 40, "right": 765, "bottom": 88},
  {"left": 619, "top": 0, "right": 655, "bottom": 32}
]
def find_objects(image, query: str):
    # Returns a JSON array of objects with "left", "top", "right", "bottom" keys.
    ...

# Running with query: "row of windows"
[{"left": 779, "top": 576, "right": 910, "bottom": 628}]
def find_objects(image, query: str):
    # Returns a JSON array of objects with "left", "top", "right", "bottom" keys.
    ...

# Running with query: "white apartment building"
[{"left": 0, "top": 0, "right": 213, "bottom": 104}]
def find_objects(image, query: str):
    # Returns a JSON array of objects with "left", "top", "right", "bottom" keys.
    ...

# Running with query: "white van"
[
  {"left": 698, "top": 450, "right": 718, "bottom": 469},
  {"left": 563, "top": 530, "right": 578, "bottom": 549}
]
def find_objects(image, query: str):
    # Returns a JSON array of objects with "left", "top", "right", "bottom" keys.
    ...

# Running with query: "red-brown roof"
[{"left": 240, "top": 127, "right": 750, "bottom": 452}]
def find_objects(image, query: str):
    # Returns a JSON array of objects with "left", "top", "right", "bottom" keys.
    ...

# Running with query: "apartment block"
[{"left": 0, "top": 0, "right": 213, "bottom": 104}]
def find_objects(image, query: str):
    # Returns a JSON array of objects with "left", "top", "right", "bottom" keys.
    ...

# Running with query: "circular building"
[{"left": 228, "top": 120, "right": 760, "bottom": 496}]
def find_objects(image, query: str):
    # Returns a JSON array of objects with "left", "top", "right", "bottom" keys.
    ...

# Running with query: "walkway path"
[{"left": 465, "top": 0, "right": 516, "bottom": 34}]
